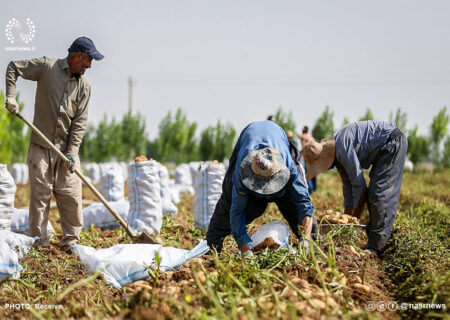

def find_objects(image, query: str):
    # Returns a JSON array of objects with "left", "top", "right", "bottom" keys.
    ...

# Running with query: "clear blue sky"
[{"left": 1, "top": 0, "right": 449, "bottom": 137}]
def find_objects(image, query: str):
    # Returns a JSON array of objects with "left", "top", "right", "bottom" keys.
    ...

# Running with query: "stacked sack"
[
  {"left": 98, "top": 166, "right": 125, "bottom": 202},
  {"left": 193, "top": 161, "right": 225, "bottom": 230},
  {"left": 10, "top": 208, "right": 56, "bottom": 237},
  {"left": 11, "top": 163, "right": 28, "bottom": 185},
  {"left": 174, "top": 163, "right": 194, "bottom": 195},
  {"left": 85, "top": 163, "right": 101, "bottom": 184},
  {"left": 0, "top": 164, "right": 16, "bottom": 230},
  {"left": 83, "top": 163, "right": 127, "bottom": 229},
  {"left": 0, "top": 230, "right": 35, "bottom": 280},
  {"left": 157, "top": 163, "right": 178, "bottom": 215},
  {"left": 128, "top": 156, "right": 162, "bottom": 234}
]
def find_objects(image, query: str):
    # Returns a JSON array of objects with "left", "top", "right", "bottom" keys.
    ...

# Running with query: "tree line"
[{"left": 1, "top": 89, "right": 449, "bottom": 167}]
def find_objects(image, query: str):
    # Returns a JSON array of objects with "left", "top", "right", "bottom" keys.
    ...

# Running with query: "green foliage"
[
  {"left": 358, "top": 108, "right": 374, "bottom": 121},
  {"left": 312, "top": 105, "right": 335, "bottom": 141},
  {"left": 80, "top": 112, "right": 147, "bottom": 162},
  {"left": 430, "top": 106, "right": 449, "bottom": 164},
  {"left": 407, "top": 125, "right": 430, "bottom": 165},
  {"left": 0, "top": 92, "right": 12, "bottom": 164},
  {"left": 0, "top": 90, "right": 30, "bottom": 165},
  {"left": 442, "top": 136, "right": 450, "bottom": 168},
  {"left": 383, "top": 198, "right": 450, "bottom": 319},
  {"left": 147, "top": 108, "right": 198, "bottom": 163},
  {"left": 341, "top": 117, "right": 350, "bottom": 127},
  {"left": 273, "top": 107, "right": 296, "bottom": 133},
  {"left": 389, "top": 107, "right": 407, "bottom": 133},
  {"left": 199, "top": 120, "right": 236, "bottom": 162}
]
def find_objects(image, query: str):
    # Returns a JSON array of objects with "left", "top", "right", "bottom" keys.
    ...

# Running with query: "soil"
[{"left": 1, "top": 184, "right": 400, "bottom": 319}]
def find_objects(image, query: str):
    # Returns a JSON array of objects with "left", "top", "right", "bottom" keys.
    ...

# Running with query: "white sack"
[
  {"left": 0, "top": 164, "right": 16, "bottom": 230},
  {"left": 193, "top": 162, "right": 225, "bottom": 230},
  {"left": 74, "top": 240, "right": 209, "bottom": 288},
  {"left": 83, "top": 200, "right": 130, "bottom": 230},
  {"left": 158, "top": 164, "right": 178, "bottom": 215},
  {"left": 21, "top": 164, "right": 28, "bottom": 185},
  {"left": 175, "top": 163, "right": 193, "bottom": 186},
  {"left": 11, "top": 208, "right": 55, "bottom": 237},
  {"left": 128, "top": 160, "right": 162, "bottom": 234},
  {"left": 98, "top": 167, "right": 125, "bottom": 202},
  {"left": 188, "top": 162, "right": 202, "bottom": 183},
  {"left": 0, "top": 230, "right": 35, "bottom": 281},
  {"left": 251, "top": 221, "right": 290, "bottom": 249},
  {"left": 85, "top": 163, "right": 100, "bottom": 184}
]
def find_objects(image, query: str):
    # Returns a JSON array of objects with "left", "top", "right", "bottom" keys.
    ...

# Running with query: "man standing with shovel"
[{"left": 5, "top": 37, "right": 104, "bottom": 254}]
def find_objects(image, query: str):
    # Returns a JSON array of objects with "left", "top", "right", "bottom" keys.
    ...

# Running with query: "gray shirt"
[{"left": 333, "top": 121, "right": 395, "bottom": 207}]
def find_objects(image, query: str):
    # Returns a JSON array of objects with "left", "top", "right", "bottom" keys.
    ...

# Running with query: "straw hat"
[
  {"left": 303, "top": 139, "right": 335, "bottom": 180},
  {"left": 240, "top": 147, "right": 290, "bottom": 195}
]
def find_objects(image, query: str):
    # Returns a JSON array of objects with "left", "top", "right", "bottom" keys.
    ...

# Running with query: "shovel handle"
[{"left": 16, "top": 113, "right": 137, "bottom": 239}]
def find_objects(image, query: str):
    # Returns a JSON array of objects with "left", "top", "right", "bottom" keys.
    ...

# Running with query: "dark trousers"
[
  {"left": 206, "top": 140, "right": 318, "bottom": 252},
  {"left": 367, "top": 128, "right": 408, "bottom": 252}
]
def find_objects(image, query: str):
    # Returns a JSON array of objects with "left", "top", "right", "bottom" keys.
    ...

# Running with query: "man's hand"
[
  {"left": 344, "top": 206, "right": 353, "bottom": 215},
  {"left": 240, "top": 243, "right": 255, "bottom": 257},
  {"left": 5, "top": 95, "right": 19, "bottom": 114},
  {"left": 240, "top": 243, "right": 252, "bottom": 254},
  {"left": 299, "top": 238, "right": 310, "bottom": 251},
  {"left": 64, "top": 155, "right": 76, "bottom": 173}
]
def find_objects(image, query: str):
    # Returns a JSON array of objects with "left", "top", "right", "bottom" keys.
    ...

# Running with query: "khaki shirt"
[{"left": 5, "top": 57, "right": 90, "bottom": 155}]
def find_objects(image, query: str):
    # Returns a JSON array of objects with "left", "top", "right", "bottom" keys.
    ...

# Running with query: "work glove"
[
  {"left": 299, "top": 238, "right": 310, "bottom": 252},
  {"left": 242, "top": 250, "right": 254, "bottom": 258},
  {"left": 5, "top": 95, "right": 19, "bottom": 114},
  {"left": 64, "top": 155, "right": 76, "bottom": 173}
]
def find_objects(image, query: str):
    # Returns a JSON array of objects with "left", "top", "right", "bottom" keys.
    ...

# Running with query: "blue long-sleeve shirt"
[
  {"left": 230, "top": 121, "right": 314, "bottom": 249},
  {"left": 334, "top": 121, "right": 395, "bottom": 208}
]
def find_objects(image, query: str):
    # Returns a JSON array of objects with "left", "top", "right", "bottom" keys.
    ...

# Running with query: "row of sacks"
[
  {"left": 84, "top": 162, "right": 129, "bottom": 185},
  {"left": 83, "top": 159, "right": 179, "bottom": 233},
  {"left": 83, "top": 160, "right": 227, "bottom": 233},
  {"left": 0, "top": 165, "right": 40, "bottom": 281}
]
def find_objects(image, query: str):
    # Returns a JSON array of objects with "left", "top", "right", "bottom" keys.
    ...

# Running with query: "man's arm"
[
  {"left": 287, "top": 176, "right": 314, "bottom": 239},
  {"left": 335, "top": 164, "right": 354, "bottom": 213},
  {"left": 66, "top": 85, "right": 91, "bottom": 156},
  {"left": 229, "top": 185, "right": 252, "bottom": 253},
  {"left": 337, "top": 148, "right": 367, "bottom": 211},
  {"left": 5, "top": 57, "right": 47, "bottom": 97}
]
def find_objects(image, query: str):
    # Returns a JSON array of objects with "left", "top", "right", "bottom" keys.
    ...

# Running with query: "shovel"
[{"left": 15, "top": 112, "right": 157, "bottom": 244}]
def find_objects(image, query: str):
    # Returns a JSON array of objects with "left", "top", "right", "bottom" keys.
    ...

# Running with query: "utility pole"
[{"left": 128, "top": 77, "right": 133, "bottom": 113}]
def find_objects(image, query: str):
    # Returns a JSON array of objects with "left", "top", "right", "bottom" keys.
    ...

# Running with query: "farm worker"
[
  {"left": 303, "top": 120, "right": 407, "bottom": 254},
  {"left": 4, "top": 37, "right": 104, "bottom": 254},
  {"left": 206, "top": 120, "right": 318, "bottom": 256},
  {"left": 299, "top": 126, "right": 317, "bottom": 193}
]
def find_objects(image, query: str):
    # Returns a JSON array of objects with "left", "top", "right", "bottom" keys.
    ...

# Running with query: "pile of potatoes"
[{"left": 321, "top": 209, "right": 360, "bottom": 224}]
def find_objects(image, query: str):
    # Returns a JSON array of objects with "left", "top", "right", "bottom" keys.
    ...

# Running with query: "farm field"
[{"left": 1, "top": 169, "right": 449, "bottom": 320}]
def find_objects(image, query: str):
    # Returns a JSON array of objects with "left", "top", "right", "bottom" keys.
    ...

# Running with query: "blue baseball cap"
[{"left": 68, "top": 36, "right": 104, "bottom": 61}]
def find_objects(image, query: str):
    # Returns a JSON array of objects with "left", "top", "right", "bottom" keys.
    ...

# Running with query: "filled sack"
[
  {"left": 251, "top": 221, "right": 290, "bottom": 251},
  {"left": 128, "top": 160, "right": 162, "bottom": 234},
  {"left": 11, "top": 208, "right": 55, "bottom": 237},
  {"left": 193, "top": 162, "right": 225, "bottom": 230},
  {"left": 98, "top": 166, "right": 125, "bottom": 202},
  {"left": 82, "top": 200, "right": 130, "bottom": 230},
  {"left": 0, "top": 164, "right": 16, "bottom": 230},
  {"left": 0, "top": 230, "right": 35, "bottom": 280},
  {"left": 158, "top": 164, "right": 178, "bottom": 215},
  {"left": 74, "top": 240, "right": 209, "bottom": 288}
]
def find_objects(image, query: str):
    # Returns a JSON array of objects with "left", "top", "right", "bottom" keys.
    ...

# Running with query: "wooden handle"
[{"left": 16, "top": 113, "right": 137, "bottom": 239}]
